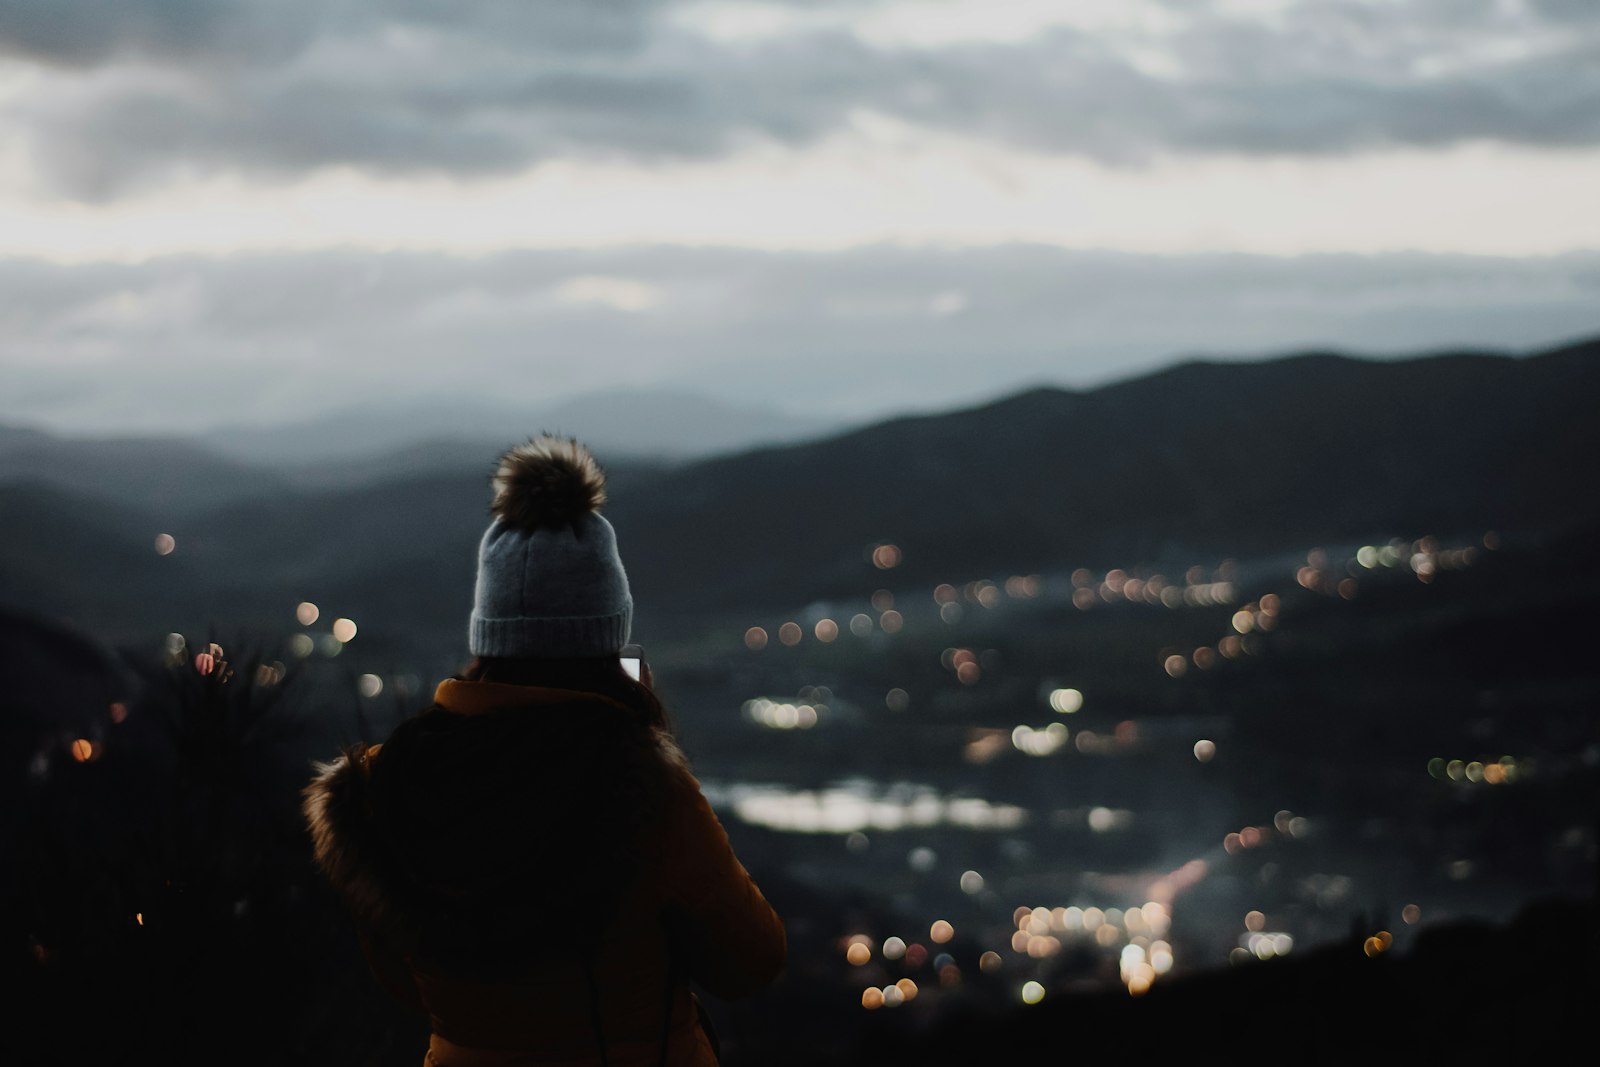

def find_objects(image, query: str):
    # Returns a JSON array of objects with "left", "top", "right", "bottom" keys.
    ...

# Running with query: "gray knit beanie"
[{"left": 468, "top": 436, "right": 632, "bottom": 658}]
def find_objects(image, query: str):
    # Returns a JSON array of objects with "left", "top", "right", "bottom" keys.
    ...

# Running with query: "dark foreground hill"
[{"left": 1, "top": 336, "right": 1595, "bottom": 648}]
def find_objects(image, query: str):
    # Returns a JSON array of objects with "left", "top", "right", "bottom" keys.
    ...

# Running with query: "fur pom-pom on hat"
[{"left": 490, "top": 435, "right": 608, "bottom": 530}]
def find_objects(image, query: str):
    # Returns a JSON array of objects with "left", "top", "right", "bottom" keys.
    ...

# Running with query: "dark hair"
[
  {"left": 362, "top": 655, "right": 684, "bottom": 975},
  {"left": 458, "top": 654, "right": 674, "bottom": 734}
]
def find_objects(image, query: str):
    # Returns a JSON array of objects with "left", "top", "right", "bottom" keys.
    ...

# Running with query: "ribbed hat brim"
[{"left": 469, "top": 607, "right": 632, "bottom": 659}]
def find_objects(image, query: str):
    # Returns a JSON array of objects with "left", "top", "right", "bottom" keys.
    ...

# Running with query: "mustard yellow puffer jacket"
[{"left": 304, "top": 680, "right": 786, "bottom": 1067}]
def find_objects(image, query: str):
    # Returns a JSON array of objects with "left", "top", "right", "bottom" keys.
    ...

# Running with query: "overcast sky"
[{"left": 3, "top": 0, "right": 1597, "bottom": 434}]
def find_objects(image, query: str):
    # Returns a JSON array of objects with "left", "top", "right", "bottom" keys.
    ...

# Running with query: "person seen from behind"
[{"left": 303, "top": 436, "right": 786, "bottom": 1066}]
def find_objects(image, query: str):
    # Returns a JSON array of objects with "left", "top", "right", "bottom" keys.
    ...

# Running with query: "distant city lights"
[
  {"left": 1086, "top": 806, "right": 1126, "bottom": 833},
  {"left": 1244, "top": 932, "right": 1295, "bottom": 960},
  {"left": 1048, "top": 687, "right": 1083, "bottom": 714},
  {"left": 698, "top": 780, "right": 1027, "bottom": 834},
  {"left": 235, "top": 524, "right": 1527, "bottom": 1012},
  {"left": 1011, "top": 723, "right": 1068, "bottom": 756},
  {"left": 1429, "top": 755, "right": 1521, "bottom": 784},
  {"left": 744, "top": 697, "right": 821, "bottom": 730}
]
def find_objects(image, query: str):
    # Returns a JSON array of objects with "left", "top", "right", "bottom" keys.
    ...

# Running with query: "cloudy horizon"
[{"left": 3, "top": 0, "right": 1597, "bottom": 434}]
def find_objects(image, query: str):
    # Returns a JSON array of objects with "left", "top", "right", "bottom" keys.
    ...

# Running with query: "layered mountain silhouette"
[
  {"left": 0, "top": 424, "right": 290, "bottom": 515},
  {"left": 2, "top": 336, "right": 1595, "bottom": 649},
  {"left": 611, "top": 337, "right": 1600, "bottom": 610},
  {"left": 197, "top": 389, "right": 838, "bottom": 470},
  {"left": 0, "top": 388, "right": 835, "bottom": 509}
]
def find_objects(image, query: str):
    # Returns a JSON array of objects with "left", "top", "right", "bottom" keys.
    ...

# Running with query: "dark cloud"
[
  {"left": 1528, "top": 0, "right": 1600, "bottom": 23},
  {"left": 3, "top": 1, "right": 1598, "bottom": 198},
  {"left": 0, "top": 0, "right": 664, "bottom": 67},
  {"left": 2, "top": 244, "right": 1595, "bottom": 431}
]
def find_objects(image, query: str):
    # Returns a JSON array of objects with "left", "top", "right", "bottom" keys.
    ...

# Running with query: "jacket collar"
[{"left": 433, "top": 678, "right": 630, "bottom": 716}]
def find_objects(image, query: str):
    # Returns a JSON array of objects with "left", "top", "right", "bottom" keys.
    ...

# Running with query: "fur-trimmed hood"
[
  {"left": 303, "top": 681, "right": 684, "bottom": 973},
  {"left": 303, "top": 743, "right": 399, "bottom": 936}
]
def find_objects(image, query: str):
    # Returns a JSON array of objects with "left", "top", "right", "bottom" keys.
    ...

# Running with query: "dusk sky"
[{"left": 2, "top": 0, "right": 1597, "bottom": 434}]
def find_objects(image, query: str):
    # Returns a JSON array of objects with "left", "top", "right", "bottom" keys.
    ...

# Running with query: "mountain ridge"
[{"left": 2, "top": 335, "right": 1595, "bottom": 648}]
